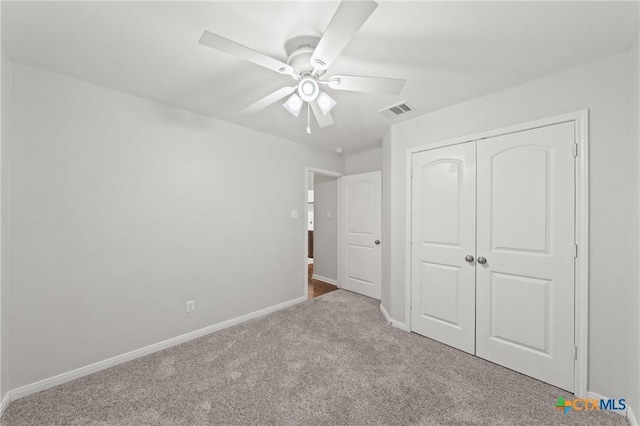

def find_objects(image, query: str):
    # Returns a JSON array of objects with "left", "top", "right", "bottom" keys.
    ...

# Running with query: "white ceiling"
[{"left": 2, "top": 1, "right": 638, "bottom": 154}]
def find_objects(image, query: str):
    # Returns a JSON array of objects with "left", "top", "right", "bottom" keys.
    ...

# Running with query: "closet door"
[
  {"left": 475, "top": 122, "right": 575, "bottom": 391},
  {"left": 411, "top": 142, "right": 476, "bottom": 354}
]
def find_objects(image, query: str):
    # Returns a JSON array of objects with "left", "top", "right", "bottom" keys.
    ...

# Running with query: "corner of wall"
[
  {"left": 381, "top": 128, "right": 392, "bottom": 315},
  {"left": 344, "top": 146, "right": 383, "bottom": 176},
  {"left": 0, "top": 47, "right": 13, "bottom": 403},
  {"left": 628, "top": 28, "right": 640, "bottom": 424}
]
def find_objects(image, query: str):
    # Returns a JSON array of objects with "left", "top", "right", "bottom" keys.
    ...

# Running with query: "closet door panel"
[
  {"left": 411, "top": 142, "right": 476, "bottom": 354},
  {"left": 475, "top": 122, "right": 575, "bottom": 392}
]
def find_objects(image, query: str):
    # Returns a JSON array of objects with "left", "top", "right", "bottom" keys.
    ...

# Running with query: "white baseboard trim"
[
  {"left": 628, "top": 406, "right": 638, "bottom": 426},
  {"left": 391, "top": 320, "right": 409, "bottom": 331},
  {"left": 380, "top": 303, "right": 392, "bottom": 324},
  {"left": 586, "top": 391, "right": 627, "bottom": 416},
  {"left": 0, "top": 392, "right": 10, "bottom": 416},
  {"left": 311, "top": 274, "right": 338, "bottom": 286},
  {"left": 9, "top": 295, "right": 307, "bottom": 401},
  {"left": 379, "top": 304, "right": 410, "bottom": 331}
]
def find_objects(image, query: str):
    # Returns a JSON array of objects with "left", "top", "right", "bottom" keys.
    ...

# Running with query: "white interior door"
[
  {"left": 411, "top": 143, "right": 476, "bottom": 354},
  {"left": 475, "top": 122, "right": 575, "bottom": 391},
  {"left": 340, "top": 171, "right": 381, "bottom": 300}
]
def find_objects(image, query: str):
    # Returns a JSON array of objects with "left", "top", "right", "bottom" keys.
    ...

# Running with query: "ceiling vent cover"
[{"left": 379, "top": 101, "right": 414, "bottom": 118}]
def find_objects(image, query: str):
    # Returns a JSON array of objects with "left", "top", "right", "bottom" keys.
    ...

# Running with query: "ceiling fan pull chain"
[{"left": 306, "top": 103, "right": 311, "bottom": 135}]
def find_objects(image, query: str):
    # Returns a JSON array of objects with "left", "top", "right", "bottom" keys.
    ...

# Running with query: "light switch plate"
[{"left": 291, "top": 210, "right": 299, "bottom": 219}]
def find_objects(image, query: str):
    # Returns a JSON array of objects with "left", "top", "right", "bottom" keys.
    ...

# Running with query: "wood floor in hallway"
[{"left": 308, "top": 263, "right": 338, "bottom": 299}]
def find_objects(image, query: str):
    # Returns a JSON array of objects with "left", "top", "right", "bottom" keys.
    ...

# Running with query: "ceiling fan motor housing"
[{"left": 287, "top": 45, "right": 322, "bottom": 79}]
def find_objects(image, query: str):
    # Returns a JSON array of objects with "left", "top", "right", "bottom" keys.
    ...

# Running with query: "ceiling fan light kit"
[
  {"left": 198, "top": 0, "right": 407, "bottom": 133},
  {"left": 283, "top": 93, "right": 304, "bottom": 117},
  {"left": 297, "top": 77, "right": 319, "bottom": 102},
  {"left": 316, "top": 92, "right": 337, "bottom": 115}
]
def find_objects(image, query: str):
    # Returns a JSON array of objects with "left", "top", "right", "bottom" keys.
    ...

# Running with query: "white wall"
[
  {"left": 628, "top": 31, "right": 640, "bottom": 421},
  {"left": 381, "top": 129, "right": 392, "bottom": 315},
  {"left": 0, "top": 49, "right": 11, "bottom": 401},
  {"left": 344, "top": 147, "right": 382, "bottom": 175},
  {"left": 385, "top": 51, "right": 631, "bottom": 399},
  {"left": 312, "top": 175, "right": 337, "bottom": 282},
  {"left": 6, "top": 62, "right": 343, "bottom": 390}
]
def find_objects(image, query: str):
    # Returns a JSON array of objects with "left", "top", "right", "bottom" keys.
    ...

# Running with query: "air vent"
[{"left": 378, "top": 101, "right": 414, "bottom": 118}]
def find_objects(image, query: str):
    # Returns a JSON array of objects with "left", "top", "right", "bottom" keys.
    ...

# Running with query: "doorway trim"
[
  {"left": 304, "top": 167, "right": 343, "bottom": 299},
  {"left": 404, "top": 110, "right": 589, "bottom": 397}
]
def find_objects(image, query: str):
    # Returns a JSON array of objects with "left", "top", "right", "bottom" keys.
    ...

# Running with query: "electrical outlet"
[{"left": 186, "top": 300, "right": 195, "bottom": 313}]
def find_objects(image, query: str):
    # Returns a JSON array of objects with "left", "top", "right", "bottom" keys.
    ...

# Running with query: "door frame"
[
  {"left": 404, "top": 110, "right": 589, "bottom": 397},
  {"left": 304, "top": 167, "right": 343, "bottom": 299}
]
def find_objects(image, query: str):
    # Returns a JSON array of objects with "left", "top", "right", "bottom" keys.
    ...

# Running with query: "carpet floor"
[{"left": 1, "top": 290, "right": 627, "bottom": 425}]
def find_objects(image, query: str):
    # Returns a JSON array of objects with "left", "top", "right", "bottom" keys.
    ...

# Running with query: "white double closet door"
[{"left": 411, "top": 122, "right": 576, "bottom": 392}]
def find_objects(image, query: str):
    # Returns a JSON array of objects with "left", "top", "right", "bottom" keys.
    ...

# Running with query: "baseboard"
[
  {"left": 380, "top": 303, "right": 392, "bottom": 324},
  {"left": 0, "top": 392, "right": 10, "bottom": 416},
  {"left": 628, "top": 406, "right": 638, "bottom": 426},
  {"left": 9, "top": 295, "right": 307, "bottom": 401},
  {"left": 311, "top": 274, "right": 338, "bottom": 286},
  {"left": 586, "top": 391, "right": 627, "bottom": 416},
  {"left": 391, "top": 319, "right": 409, "bottom": 331},
  {"left": 379, "top": 304, "right": 410, "bottom": 331}
]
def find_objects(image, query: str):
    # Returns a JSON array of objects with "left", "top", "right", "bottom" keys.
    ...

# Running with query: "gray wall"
[
  {"left": 381, "top": 130, "right": 391, "bottom": 314},
  {"left": 385, "top": 51, "right": 631, "bottom": 400},
  {"left": 628, "top": 31, "right": 640, "bottom": 421},
  {"left": 344, "top": 147, "right": 382, "bottom": 175},
  {"left": 0, "top": 49, "right": 11, "bottom": 400},
  {"left": 312, "top": 175, "right": 337, "bottom": 282},
  {"left": 6, "top": 62, "right": 343, "bottom": 390}
]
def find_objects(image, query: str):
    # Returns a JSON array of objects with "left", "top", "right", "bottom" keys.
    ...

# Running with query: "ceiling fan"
[{"left": 198, "top": 0, "right": 406, "bottom": 132}]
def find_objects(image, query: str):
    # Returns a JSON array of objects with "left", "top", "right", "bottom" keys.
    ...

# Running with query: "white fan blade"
[
  {"left": 241, "top": 86, "right": 296, "bottom": 114},
  {"left": 327, "top": 75, "right": 406, "bottom": 95},
  {"left": 310, "top": 100, "right": 334, "bottom": 128},
  {"left": 310, "top": 0, "right": 378, "bottom": 72},
  {"left": 199, "top": 31, "right": 294, "bottom": 75}
]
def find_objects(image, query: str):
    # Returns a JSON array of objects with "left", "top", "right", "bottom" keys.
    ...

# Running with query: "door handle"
[
  {"left": 477, "top": 256, "right": 487, "bottom": 265},
  {"left": 374, "top": 240, "right": 380, "bottom": 245},
  {"left": 465, "top": 255, "right": 474, "bottom": 263}
]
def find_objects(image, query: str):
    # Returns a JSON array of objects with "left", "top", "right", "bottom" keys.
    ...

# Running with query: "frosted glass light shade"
[
  {"left": 316, "top": 91, "right": 337, "bottom": 115},
  {"left": 283, "top": 93, "right": 304, "bottom": 117}
]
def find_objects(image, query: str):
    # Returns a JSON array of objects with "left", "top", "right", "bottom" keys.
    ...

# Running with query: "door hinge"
[
  {"left": 573, "top": 143, "right": 578, "bottom": 157},
  {"left": 573, "top": 244, "right": 578, "bottom": 258},
  {"left": 574, "top": 346, "right": 578, "bottom": 360}
]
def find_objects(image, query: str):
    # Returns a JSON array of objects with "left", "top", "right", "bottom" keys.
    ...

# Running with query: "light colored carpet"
[{"left": 1, "top": 290, "right": 627, "bottom": 425}]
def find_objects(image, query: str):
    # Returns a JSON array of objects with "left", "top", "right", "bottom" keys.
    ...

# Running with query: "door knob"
[
  {"left": 465, "top": 255, "right": 474, "bottom": 263},
  {"left": 374, "top": 240, "right": 380, "bottom": 245},
  {"left": 477, "top": 256, "right": 487, "bottom": 264}
]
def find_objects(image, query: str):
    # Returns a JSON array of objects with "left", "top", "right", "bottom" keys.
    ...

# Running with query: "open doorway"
[{"left": 305, "top": 169, "right": 341, "bottom": 299}]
